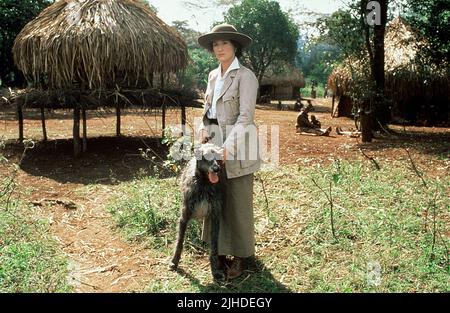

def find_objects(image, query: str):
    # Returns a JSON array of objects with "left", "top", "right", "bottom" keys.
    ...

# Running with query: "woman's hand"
[
  {"left": 222, "top": 148, "right": 227, "bottom": 161},
  {"left": 199, "top": 129, "right": 209, "bottom": 144}
]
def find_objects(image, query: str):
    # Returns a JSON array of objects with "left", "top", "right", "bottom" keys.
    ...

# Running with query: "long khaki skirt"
[{"left": 201, "top": 173, "right": 255, "bottom": 258}]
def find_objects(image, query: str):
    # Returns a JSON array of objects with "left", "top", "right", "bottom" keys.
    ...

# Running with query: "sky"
[{"left": 147, "top": 0, "right": 347, "bottom": 33}]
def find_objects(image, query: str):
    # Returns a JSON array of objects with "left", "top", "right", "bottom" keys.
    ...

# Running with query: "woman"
[{"left": 197, "top": 24, "right": 261, "bottom": 280}]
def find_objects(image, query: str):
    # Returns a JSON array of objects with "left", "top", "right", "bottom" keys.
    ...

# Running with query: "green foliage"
[
  {"left": 404, "top": 0, "right": 450, "bottom": 65},
  {"left": 300, "top": 79, "right": 326, "bottom": 98},
  {"left": 315, "top": 9, "right": 366, "bottom": 60},
  {"left": 0, "top": 0, "right": 53, "bottom": 86},
  {"left": 171, "top": 20, "right": 217, "bottom": 91},
  {"left": 224, "top": 0, "right": 299, "bottom": 81},
  {"left": 161, "top": 126, "right": 193, "bottom": 174},
  {"left": 180, "top": 47, "right": 217, "bottom": 92},
  {"left": 298, "top": 41, "right": 342, "bottom": 85},
  {"left": 107, "top": 160, "right": 449, "bottom": 292},
  {"left": 171, "top": 20, "right": 201, "bottom": 49},
  {"left": 0, "top": 200, "right": 71, "bottom": 292},
  {"left": 0, "top": 141, "right": 70, "bottom": 292},
  {"left": 107, "top": 176, "right": 204, "bottom": 251},
  {"left": 299, "top": 161, "right": 449, "bottom": 291}
]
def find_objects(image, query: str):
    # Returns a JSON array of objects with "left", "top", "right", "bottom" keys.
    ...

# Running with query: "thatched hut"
[
  {"left": 260, "top": 67, "right": 305, "bottom": 101},
  {"left": 10, "top": 0, "right": 189, "bottom": 155},
  {"left": 328, "top": 17, "right": 449, "bottom": 125}
]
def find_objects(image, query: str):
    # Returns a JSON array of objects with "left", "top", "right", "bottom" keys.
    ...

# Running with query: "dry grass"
[{"left": 13, "top": 0, "right": 188, "bottom": 89}]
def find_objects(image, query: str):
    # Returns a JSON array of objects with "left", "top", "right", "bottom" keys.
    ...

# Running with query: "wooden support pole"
[
  {"left": 17, "top": 105, "right": 24, "bottom": 142},
  {"left": 331, "top": 95, "right": 335, "bottom": 117},
  {"left": 82, "top": 108, "right": 87, "bottom": 152},
  {"left": 40, "top": 107, "right": 47, "bottom": 142},
  {"left": 73, "top": 107, "right": 81, "bottom": 157},
  {"left": 160, "top": 73, "right": 164, "bottom": 89},
  {"left": 181, "top": 101, "right": 186, "bottom": 135},
  {"left": 116, "top": 104, "right": 121, "bottom": 137},
  {"left": 162, "top": 102, "right": 166, "bottom": 137}
]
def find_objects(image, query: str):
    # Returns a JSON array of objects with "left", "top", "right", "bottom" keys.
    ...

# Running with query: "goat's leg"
[
  {"left": 169, "top": 205, "right": 191, "bottom": 270},
  {"left": 209, "top": 201, "right": 225, "bottom": 280}
]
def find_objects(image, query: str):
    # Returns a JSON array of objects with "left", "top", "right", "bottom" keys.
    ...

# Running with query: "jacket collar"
[{"left": 210, "top": 58, "right": 240, "bottom": 101}]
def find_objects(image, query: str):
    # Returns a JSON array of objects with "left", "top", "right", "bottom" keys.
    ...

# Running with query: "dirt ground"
[{"left": 1, "top": 98, "right": 449, "bottom": 292}]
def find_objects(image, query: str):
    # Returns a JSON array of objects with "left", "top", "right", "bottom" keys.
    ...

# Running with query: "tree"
[
  {"left": 404, "top": 0, "right": 450, "bottom": 65},
  {"left": 223, "top": 0, "right": 299, "bottom": 83},
  {"left": 0, "top": 0, "right": 53, "bottom": 86},
  {"left": 317, "top": 1, "right": 390, "bottom": 142},
  {"left": 316, "top": 9, "right": 366, "bottom": 60},
  {"left": 172, "top": 20, "right": 202, "bottom": 48},
  {"left": 172, "top": 21, "right": 216, "bottom": 92},
  {"left": 357, "top": 0, "right": 389, "bottom": 141},
  {"left": 299, "top": 40, "right": 343, "bottom": 85}
]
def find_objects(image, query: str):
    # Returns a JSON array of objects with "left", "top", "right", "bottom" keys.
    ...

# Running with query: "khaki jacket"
[{"left": 199, "top": 64, "right": 261, "bottom": 179}]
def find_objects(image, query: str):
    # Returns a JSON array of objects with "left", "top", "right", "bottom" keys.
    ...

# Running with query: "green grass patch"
[
  {"left": 107, "top": 160, "right": 449, "bottom": 292},
  {"left": 0, "top": 198, "right": 72, "bottom": 292}
]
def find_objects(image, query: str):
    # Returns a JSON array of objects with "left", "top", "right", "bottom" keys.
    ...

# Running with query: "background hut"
[
  {"left": 11, "top": 0, "right": 188, "bottom": 156},
  {"left": 328, "top": 17, "right": 449, "bottom": 125},
  {"left": 260, "top": 67, "right": 305, "bottom": 101}
]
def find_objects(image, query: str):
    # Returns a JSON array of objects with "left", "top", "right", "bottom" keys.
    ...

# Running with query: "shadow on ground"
[
  {"left": 357, "top": 128, "right": 450, "bottom": 159},
  {"left": 2, "top": 136, "right": 174, "bottom": 185},
  {"left": 174, "top": 257, "right": 292, "bottom": 293}
]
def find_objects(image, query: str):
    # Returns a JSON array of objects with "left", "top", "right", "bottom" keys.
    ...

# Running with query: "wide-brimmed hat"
[{"left": 198, "top": 23, "right": 252, "bottom": 50}]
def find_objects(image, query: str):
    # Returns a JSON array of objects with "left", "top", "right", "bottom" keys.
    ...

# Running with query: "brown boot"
[
  {"left": 217, "top": 255, "right": 231, "bottom": 271},
  {"left": 227, "top": 257, "right": 245, "bottom": 280}
]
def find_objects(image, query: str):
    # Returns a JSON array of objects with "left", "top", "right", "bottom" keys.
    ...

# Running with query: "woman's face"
[{"left": 212, "top": 40, "right": 235, "bottom": 64}]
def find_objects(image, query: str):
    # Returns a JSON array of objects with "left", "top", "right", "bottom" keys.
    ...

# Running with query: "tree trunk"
[
  {"left": 360, "top": 109, "right": 373, "bottom": 142},
  {"left": 116, "top": 104, "right": 121, "bottom": 137},
  {"left": 360, "top": 0, "right": 388, "bottom": 142},
  {"left": 372, "top": 0, "right": 389, "bottom": 129},
  {"left": 82, "top": 109, "right": 87, "bottom": 152},
  {"left": 162, "top": 101, "right": 166, "bottom": 138},
  {"left": 41, "top": 107, "right": 47, "bottom": 142},
  {"left": 73, "top": 107, "right": 81, "bottom": 157},
  {"left": 17, "top": 106, "right": 24, "bottom": 142}
]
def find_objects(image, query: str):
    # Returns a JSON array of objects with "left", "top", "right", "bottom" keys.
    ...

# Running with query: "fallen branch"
[
  {"left": 404, "top": 147, "right": 427, "bottom": 187},
  {"left": 358, "top": 147, "right": 380, "bottom": 170}
]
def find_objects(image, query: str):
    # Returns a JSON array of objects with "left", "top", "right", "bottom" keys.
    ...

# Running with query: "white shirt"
[{"left": 207, "top": 57, "right": 240, "bottom": 119}]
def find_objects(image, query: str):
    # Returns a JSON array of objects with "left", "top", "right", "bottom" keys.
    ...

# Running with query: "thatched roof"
[
  {"left": 13, "top": 0, "right": 188, "bottom": 90},
  {"left": 327, "top": 57, "right": 362, "bottom": 98},
  {"left": 328, "top": 17, "right": 449, "bottom": 97},
  {"left": 261, "top": 66, "right": 305, "bottom": 87},
  {"left": 384, "top": 16, "right": 421, "bottom": 70}
]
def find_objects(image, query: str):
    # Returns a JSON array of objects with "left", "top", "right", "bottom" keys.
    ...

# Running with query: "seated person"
[
  {"left": 310, "top": 115, "right": 321, "bottom": 128},
  {"left": 296, "top": 106, "right": 331, "bottom": 136}
]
